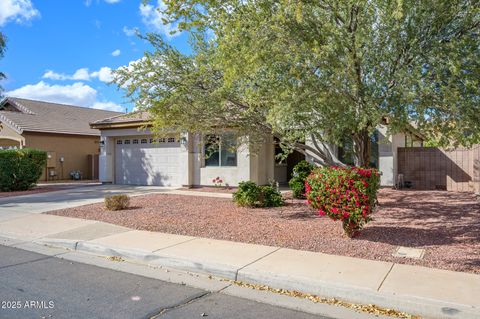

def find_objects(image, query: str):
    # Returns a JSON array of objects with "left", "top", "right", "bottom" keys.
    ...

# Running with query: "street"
[{"left": 0, "top": 245, "right": 333, "bottom": 319}]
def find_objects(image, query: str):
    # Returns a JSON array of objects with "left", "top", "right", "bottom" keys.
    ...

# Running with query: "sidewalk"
[{"left": 0, "top": 213, "right": 478, "bottom": 319}]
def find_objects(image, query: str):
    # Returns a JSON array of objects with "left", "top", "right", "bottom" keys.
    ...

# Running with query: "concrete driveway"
[{"left": 0, "top": 184, "right": 176, "bottom": 222}]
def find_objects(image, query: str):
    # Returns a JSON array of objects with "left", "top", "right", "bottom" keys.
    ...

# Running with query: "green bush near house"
[
  {"left": 0, "top": 148, "right": 47, "bottom": 192},
  {"left": 233, "top": 181, "right": 284, "bottom": 207},
  {"left": 288, "top": 160, "right": 315, "bottom": 199},
  {"left": 105, "top": 194, "right": 130, "bottom": 211}
]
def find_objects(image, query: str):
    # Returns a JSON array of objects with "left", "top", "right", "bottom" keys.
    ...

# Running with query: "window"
[
  {"left": 158, "top": 138, "right": 166, "bottom": 143},
  {"left": 124, "top": 140, "right": 131, "bottom": 144},
  {"left": 168, "top": 137, "right": 176, "bottom": 143},
  {"left": 133, "top": 139, "right": 139, "bottom": 144},
  {"left": 204, "top": 133, "right": 237, "bottom": 167},
  {"left": 141, "top": 139, "right": 148, "bottom": 144},
  {"left": 150, "top": 138, "right": 155, "bottom": 144},
  {"left": 116, "top": 140, "right": 123, "bottom": 145}
]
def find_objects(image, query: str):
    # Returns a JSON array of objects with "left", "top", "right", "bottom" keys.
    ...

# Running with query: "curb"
[{"left": 35, "top": 238, "right": 479, "bottom": 319}]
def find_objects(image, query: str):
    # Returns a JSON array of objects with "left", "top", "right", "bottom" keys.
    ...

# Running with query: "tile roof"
[
  {"left": 90, "top": 111, "right": 151, "bottom": 127},
  {"left": 0, "top": 97, "right": 123, "bottom": 136}
]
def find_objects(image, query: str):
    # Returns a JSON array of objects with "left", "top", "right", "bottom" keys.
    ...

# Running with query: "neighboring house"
[
  {"left": 91, "top": 112, "right": 424, "bottom": 187},
  {"left": 0, "top": 97, "right": 122, "bottom": 181}
]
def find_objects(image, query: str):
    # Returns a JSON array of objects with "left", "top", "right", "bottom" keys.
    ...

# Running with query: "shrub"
[
  {"left": 288, "top": 160, "right": 315, "bottom": 199},
  {"left": 305, "top": 166, "right": 380, "bottom": 237},
  {"left": 105, "top": 194, "right": 130, "bottom": 211},
  {"left": 0, "top": 148, "right": 47, "bottom": 192},
  {"left": 259, "top": 185, "right": 284, "bottom": 207},
  {"left": 233, "top": 181, "right": 284, "bottom": 207}
]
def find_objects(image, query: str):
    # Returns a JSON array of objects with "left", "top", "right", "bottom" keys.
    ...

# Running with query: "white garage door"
[{"left": 115, "top": 136, "right": 182, "bottom": 186}]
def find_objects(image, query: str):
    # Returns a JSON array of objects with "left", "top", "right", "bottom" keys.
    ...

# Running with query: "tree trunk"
[{"left": 353, "top": 130, "right": 371, "bottom": 167}]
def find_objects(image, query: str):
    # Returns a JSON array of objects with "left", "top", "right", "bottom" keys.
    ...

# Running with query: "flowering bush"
[
  {"left": 212, "top": 176, "right": 223, "bottom": 187},
  {"left": 305, "top": 166, "right": 380, "bottom": 237}
]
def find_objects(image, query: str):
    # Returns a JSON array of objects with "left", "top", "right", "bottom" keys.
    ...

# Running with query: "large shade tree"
[{"left": 114, "top": 0, "right": 480, "bottom": 166}]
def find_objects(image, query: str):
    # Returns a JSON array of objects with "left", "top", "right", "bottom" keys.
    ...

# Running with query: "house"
[
  {"left": 0, "top": 97, "right": 123, "bottom": 181},
  {"left": 91, "top": 111, "right": 424, "bottom": 187}
]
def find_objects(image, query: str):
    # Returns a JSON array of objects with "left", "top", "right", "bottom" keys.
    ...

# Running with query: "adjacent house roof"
[
  {"left": 90, "top": 111, "right": 151, "bottom": 129},
  {"left": 0, "top": 97, "right": 123, "bottom": 136}
]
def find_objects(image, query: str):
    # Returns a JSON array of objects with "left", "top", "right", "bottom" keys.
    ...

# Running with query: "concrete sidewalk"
[{"left": 0, "top": 213, "right": 478, "bottom": 319}]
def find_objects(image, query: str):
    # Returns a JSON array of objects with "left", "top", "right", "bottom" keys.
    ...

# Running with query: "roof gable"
[{"left": 0, "top": 97, "right": 123, "bottom": 136}]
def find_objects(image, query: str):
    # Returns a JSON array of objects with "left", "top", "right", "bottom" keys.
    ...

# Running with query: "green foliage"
[
  {"left": 105, "top": 194, "right": 130, "bottom": 211},
  {"left": 305, "top": 167, "right": 380, "bottom": 237},
  {"left": 259, "top": 185, "right": 284, "bottom": 207},
  {"left": 116, "top": 0, "right": 480, "bottom": 166},
  {"left": 288, "top": 160, "right": 315, "bottom": 199},
  {"left": 0, "top": 148, "right": 47, "bottom": 192},
  {"left": 233, "top": 181, "right": 284, "bottom": 207}
]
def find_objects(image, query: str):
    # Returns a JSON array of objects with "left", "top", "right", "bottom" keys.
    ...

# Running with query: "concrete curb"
[
  {"left": 237, "top": 270, "right": 478, "bottom": 319},
  {"left": 35, "top": 237, "right": 479, "bottom": 319}
]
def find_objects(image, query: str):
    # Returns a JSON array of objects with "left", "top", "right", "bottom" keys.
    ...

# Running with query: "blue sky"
[{"left": 0, "top": 0, "right": 190, "bottom": 112}]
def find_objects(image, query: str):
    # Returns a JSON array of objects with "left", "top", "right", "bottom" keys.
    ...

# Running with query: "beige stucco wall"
[
  {"left": 23, "top": 132, "right": 100, "bottom": 181},
  {"left": 98, "top": 127, "right": 277, "bottom": 187}
]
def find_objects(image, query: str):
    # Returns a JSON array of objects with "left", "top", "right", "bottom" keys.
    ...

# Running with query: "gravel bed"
[
  {"left": 47, "top": 188, "right": 480, "bottom": 273},
  {"left": 180, "top": 186, "right": 237, "bottom": 193}
]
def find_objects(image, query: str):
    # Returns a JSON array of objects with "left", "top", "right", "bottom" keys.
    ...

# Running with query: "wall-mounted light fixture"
[
  {"left": 99, "top": 140, "right": 105, "bottom": 147},
  {"left": 179, "top": 137, "right": 187, "bottom": 145},
  {"left": 59, "top": 157, "right": 65, "bottom": 163}
]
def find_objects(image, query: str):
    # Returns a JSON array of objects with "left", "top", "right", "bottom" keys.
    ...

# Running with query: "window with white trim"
[
  {"left": 133, "top": 139, "right": 139, "bottom": 144},
  {"left": 124, "top": 140, "right": 131, "bottom": 144},
  {"left": 116, "top": 140, "right": 123, "bottom": 145},
  {"left": 141, "top": 139, "right": 148, "bottom": 144}
]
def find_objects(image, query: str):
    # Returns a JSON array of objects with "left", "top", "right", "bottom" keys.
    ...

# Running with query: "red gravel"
[
  {"left": 46, "top": 188, "right": 480, "bottom": 273},
  {"left": 180, "top": 186, "right": 237, "bottom": 193}
]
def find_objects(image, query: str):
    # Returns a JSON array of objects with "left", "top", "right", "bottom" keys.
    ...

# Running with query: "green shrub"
[
  {"left": 105, "top": 194, "right": 130, "bottom": 211},
  {"left": 0, "top": 148, "right": 47, "bottom": 192},
  {"left": 305, "top": 166, "right": 380, "bottom": 237},
  {"left": 233, "top": 181, "right": 284, "bottom": 207},
  {"left": 259, "top": 185, "right": 284, "bottom": 207},
  {"left": 288, "top": 160, "right": 315, "bottom": 199}
]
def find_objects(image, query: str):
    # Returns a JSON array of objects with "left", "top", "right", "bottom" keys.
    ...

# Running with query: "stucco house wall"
[
  {"left": 23, "top": 132, "right": 100, "bottom": 181},
  {"left": 99, "top": 128, "right": 275, "bottom": 187}
]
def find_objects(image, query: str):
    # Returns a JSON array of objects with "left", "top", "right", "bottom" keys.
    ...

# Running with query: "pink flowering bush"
[
  {"left": 212, "top": 176, "right": 223, "bottom": 187},
  {"left": 305, "top": 166, "right": 380, "bottom": 237}
]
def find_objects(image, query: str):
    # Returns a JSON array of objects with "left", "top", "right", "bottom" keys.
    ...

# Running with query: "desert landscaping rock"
[{"left": 47, "top": 188, "right": 480, "bottom": 274}]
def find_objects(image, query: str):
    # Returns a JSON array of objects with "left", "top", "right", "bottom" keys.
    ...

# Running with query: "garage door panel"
[{"left": 115, "top": 137, "right": 181, "bottom": 186}]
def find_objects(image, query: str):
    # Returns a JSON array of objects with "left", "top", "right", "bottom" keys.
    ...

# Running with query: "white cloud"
[
  {"left": 92, "top": 101, "right": 123, "bottom": 112},
  {"left": 0, "top": 0, "right": 40, "bottom": 26},
  {"left": 139, "top": 0, "right": 179, "bottom": 38},
  {"left": 6, "top": 81, "right": 123, "bottom": 112},
  {"left": 111, "top": 49, "right": 121, "bottom": 57},
  {"left": 104, "top": 0, "right": 121, "bottom": 3},
  {"left": 42, "top": 68, "right": 91, "bottom": 81},
  {"left": 42, "top": 67, "right": 115, "bottom": 83},
  {"left": 122, "top": 26, "right": 137, "bottom": 37},
  {"left": 90, "top": 67, "right": 113, "bottom": 83}
]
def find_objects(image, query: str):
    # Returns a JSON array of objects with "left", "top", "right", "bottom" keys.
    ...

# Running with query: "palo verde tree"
[{"left": 114, "top": 0, "right": 479, "bottom": 167}]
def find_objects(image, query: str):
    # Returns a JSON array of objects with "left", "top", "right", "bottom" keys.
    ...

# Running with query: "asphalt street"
[{"left": 0, "top": 245, "right": 333, "bottom": 319}]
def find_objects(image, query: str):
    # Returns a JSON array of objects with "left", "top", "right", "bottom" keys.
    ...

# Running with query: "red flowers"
[{"left": 305, "top": 166, "right": 380, "bottom": 237}]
